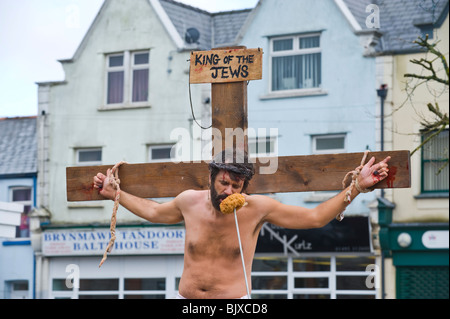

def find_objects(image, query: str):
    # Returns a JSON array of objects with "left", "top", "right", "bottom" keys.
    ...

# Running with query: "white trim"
[
  {"left": 333, "top": 0, "right": 362, "bottom": 32},
  {"left": 149, "top": 0, "right": 184, "bottom": 49}
]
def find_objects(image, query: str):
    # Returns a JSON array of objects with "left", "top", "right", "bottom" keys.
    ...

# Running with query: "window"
[
  {"left": 124, "top": 278, "right": 166, "bottom": 299},
  {"left": 76, "top": 148, "right": 102, "bottom": 166},
  {"left": 52, "top": 277, "right": 166, "bottom": 299},
  {"left": 307, "top": 134, "right": 347, "bottom": 202},
  {"left": 312, "top": 134, "right": 346, "bottom": 154},
  {"left": 148, "top": 145, "right": 175, "bottom": 162},
  {"left": 251, "top": 255, "right": 377, "bottom": 299},
  {"left": 248, "top": 136, "right": 277, "bottom": 157},
  {"left": 107, "top": 54, "right": 125, "bottom": 104},
  {"left": 5, "top": 280, "right": 29, "bottom": 299},
  {"left": 10, "top": 187, "right": 32, "bottom": 238},
  {"left": 270, "top": 34, "right": 322, "bottom": 92},
  {"left": 132, "top": 52, "right": 150, "bottom": 103},
  {"left": 421, "top": 129, "right": 449, "bottom": 193},
  {"left": 105, "top": 51, "right": 150, "bottom": 107}
]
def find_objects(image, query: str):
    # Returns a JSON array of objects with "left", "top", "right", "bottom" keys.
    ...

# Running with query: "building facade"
[
  {"left": 33, "top": 0, "right": 252, "bottom": 299},
  {"left": 0, "top": 117, "right": 37, "bottom": 299},
  {"left": 372, "top": 1, "right": 449, "bottom": 299}
]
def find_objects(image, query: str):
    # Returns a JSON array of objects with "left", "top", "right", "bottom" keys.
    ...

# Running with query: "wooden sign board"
[
  {"left": 190, "top": 48, "right": 263, "bottom": 84},
  {"left": 0, "top": 201, "right": 24, "bottom": 238}
]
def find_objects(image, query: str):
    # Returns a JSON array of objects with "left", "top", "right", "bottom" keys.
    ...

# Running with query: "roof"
[
  {"left": 159, "top": 0, "right": 253, "bottom": 49},
  {"left": 0, "top": 117, "right": 37, "bottom": 176},
  {"left": 343, "top": 0, "right": 449, "bottom": 54}
]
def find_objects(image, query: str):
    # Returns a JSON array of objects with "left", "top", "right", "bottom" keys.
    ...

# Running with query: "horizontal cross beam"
[{"left": 66, "top": 150, "right": 410, "bottom": 202}]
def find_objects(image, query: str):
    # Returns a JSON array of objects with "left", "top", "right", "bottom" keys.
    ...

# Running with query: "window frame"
[
  {"left": 148, "top": 144, "right": 176, "bottom": 163},
  {"left": 248, "top": 135, "right": 278, "bottom": 158},
  {"left": 103, "top": 50, "right": 150, "bottom": 109},
  {"left": 269, "top": 33, "right": 322, "bottom": 95},
  {"left": 76, "top": 148, "right": 102, "bottom": 166},
  {"left": 420, "top": 129, "right": 449, "bottom": 193},
  {"left": 131, "top": 51, "right": 150, "bottom": 104},
  {"left": 251, "top": 255, "right": 378, "bottom": 299},
  {"left": 10, "top": 186, "right": 33, "bottom": 238},
  {"left": 106, "top": 53, "right": 126, "bottom": 105},
  {"left": 311, "top": 134, "right": 347, "bottom": 154}
]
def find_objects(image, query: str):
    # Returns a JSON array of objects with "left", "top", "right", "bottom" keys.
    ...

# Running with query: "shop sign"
[
  {"left": 42, "top": 227, "right": 185, "bottom": 256},
  {"left": 422, "top": 231, "right": 449, "bottom": 249},
  {"left": 256, "top": 216, "right": 372, "bottom": 254}
]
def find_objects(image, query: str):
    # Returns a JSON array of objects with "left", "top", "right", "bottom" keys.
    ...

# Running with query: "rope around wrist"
[
  {"left": 337, "top": 151, "right": 373, "bottom": 221},
  {"left": 99, "top": 161, "right": 127, "bottom": 268}
]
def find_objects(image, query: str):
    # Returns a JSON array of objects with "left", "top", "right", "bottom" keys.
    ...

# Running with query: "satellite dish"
[{"left": 185, "top": 27, "right": 200, "bottom": 44}]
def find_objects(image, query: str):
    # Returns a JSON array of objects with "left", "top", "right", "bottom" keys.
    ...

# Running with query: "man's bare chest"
[{"left": 185, "top": 214, "right": 242, "bottom": 260}]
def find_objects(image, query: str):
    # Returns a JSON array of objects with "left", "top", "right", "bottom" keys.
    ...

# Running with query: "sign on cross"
[{"left": 66, "top": 46, "right": 410, "bottom": 202}]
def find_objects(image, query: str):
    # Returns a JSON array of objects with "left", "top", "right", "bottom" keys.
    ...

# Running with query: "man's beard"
[{"left": 210, "top": 184, "right": 228, "bottom": 212}]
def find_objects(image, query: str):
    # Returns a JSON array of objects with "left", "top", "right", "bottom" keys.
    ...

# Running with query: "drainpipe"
[
  {"left": 376, "top": 84, "right": 388, "bottom": 299},
  {"left": 377, "top": 84, "right": 388, "bottom": 197}
]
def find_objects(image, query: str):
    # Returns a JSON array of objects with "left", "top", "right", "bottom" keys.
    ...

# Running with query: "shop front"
[
  {"left": 252, "top": 216, "right": 378, "bottom": 299},
  {"left": 37, "top": 217, "right": 377, "bottom": 299}
]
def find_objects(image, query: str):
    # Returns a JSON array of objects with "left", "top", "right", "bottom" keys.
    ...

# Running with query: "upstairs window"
[
  {"left": 271, "top": 34, "right": 322, "bottom": 92},
  {"left": 421, "top": 129, "right": 449, "bottom": 193},
  {"left": 10, "top": 187, "right": 32, "bottom": 238},
  {"left": 107, "top": 54, "right": 125, "bottom": 104},
  {"left": 106, "top": 51, "right": 150, "bottom": 107}
]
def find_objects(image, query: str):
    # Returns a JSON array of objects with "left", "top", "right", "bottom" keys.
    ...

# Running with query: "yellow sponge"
[{"left": 220, "top": 193, "right": 246, "bottom": 215}]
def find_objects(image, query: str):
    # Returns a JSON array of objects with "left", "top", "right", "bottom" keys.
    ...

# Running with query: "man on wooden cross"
[{"left": 93, "top": 148, "right": 390, "bottom": 299}]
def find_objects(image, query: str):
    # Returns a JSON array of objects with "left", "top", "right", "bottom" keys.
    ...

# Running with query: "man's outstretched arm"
[
  {"left": 93, "top": 169, "right": 184, "bottom": 224},
  {"left": 260, "top": 156, "right": 391, "bottom": 229}
]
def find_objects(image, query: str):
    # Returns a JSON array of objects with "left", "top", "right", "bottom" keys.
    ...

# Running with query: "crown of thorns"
[{"left": 208, "top": 161, "right": 255, "bottom": 180}]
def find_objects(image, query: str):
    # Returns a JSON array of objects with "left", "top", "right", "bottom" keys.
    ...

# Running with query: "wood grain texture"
[
  {"left": 211, "top": 81, "right": 248, "bottom": 156},
  {"left": 66, "top": 150, "right": 410, "bottom": 202}
]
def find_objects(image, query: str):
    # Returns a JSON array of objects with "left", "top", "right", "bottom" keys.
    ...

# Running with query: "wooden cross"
[{"left": 66, "top": 47, "right": 410, "bottom": 202}]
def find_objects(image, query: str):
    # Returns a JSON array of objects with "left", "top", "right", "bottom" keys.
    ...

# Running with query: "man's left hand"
[{"left": 358, "top": 156, "right": 391, "bottom": 191}]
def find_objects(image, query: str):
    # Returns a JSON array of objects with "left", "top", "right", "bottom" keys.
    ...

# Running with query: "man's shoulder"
[
  {"left": 177, "top": 189, "right": 206, "bottom": 201},
  {"left": 245, "top": 194, "right": 278, "bottom": 210},
  {"left": 174, "top": 190, "right": 207, "bottom": 212}
]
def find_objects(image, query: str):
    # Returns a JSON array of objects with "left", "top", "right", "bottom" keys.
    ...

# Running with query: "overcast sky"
[{"left": 0, "top": 0, "right": 259, "bottom": 118}]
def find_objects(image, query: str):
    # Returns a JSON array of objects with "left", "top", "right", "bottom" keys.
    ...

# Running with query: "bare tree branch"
[{"left": 402, "top": 35, "right": 449, "bottom": 173}]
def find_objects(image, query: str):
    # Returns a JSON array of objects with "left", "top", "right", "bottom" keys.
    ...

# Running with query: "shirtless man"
[{"left": 93, "top": 150, "right": 390, "bottom": 299}]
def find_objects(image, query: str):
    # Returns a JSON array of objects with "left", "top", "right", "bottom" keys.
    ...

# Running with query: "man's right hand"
[{"left": 93, "top": 169, "right": 116, "bottom": 200}]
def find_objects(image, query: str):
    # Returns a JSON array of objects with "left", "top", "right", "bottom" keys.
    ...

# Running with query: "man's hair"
[{"left": 208, "top": 149, "right": 255, "bottom": 192}]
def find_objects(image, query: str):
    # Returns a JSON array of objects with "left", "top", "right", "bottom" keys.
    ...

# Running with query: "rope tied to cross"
[
  {"left": 337, "top": 150, "right": 373, "bottom": 221},
  {"left": 99, "top": 161, "right": 127, "bottom": 268}
]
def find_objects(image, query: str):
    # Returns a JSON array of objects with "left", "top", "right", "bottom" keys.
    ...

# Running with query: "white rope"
[{"left": 234, "top": 208, "right": 251, "bottom": 299}]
